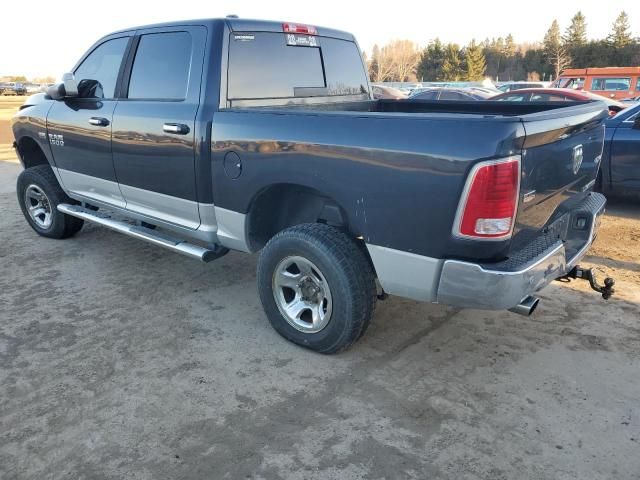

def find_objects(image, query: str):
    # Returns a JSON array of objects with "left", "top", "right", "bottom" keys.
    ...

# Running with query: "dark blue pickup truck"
[{"left": 11, "top": 18, "right": 614, "bottom": 352}]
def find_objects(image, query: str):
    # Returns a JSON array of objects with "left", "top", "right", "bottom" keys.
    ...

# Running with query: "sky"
[{"left": 1, "top": 0, "right": 638, "bottom": 79}]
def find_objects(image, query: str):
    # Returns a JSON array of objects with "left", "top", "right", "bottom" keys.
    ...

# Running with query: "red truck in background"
[{"left": 554, "top": 67, "right": 640, "bottom": 100}]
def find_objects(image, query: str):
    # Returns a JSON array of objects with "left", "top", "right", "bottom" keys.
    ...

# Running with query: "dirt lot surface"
[{"left": 0, "top": 156, "right": 639, "bottom": 479}]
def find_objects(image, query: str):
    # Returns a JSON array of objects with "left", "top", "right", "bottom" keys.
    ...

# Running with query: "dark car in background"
[
  {"left": 409, "top": 87, "right": 493, "bottom": 100},
  {"left": 599, "top": 103, "right": 640, "bottom": 198},
  {"left": 491, "top": 88, "right": 627, "bottom": 115}
]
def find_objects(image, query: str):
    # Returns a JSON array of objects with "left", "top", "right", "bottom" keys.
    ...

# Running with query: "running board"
[{"left": 57, "top": 203, "right": 227, "bottom": 262}]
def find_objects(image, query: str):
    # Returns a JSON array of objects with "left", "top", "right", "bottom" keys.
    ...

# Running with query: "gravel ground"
[{"left": 0, "top": 159, "right": 639, "bottom": 480}]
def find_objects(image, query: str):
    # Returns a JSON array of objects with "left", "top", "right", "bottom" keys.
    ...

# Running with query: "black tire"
[
  {"left": 17, "top": 165, "right": 84, "bottom": 239},
  {"left": 257, "top": 223, "right": 377, "bottom": 354}
]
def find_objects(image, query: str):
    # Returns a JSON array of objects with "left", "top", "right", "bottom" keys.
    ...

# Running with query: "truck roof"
[{"left": 110, "top": 17, "right": 355, "bottom": 42}]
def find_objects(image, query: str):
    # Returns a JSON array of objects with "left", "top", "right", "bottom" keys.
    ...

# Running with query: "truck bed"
[{"left": 213, "top": 100, "right": 608, "bottom": 263}]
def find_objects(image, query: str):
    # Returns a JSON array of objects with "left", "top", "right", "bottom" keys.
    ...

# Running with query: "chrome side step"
[{"left": 57, "top": 203, "right": 227, "bottom": 262}]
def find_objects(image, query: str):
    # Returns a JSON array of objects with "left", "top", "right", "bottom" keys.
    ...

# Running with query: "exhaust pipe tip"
[{"left": 508, "top": 296, "right": 540, "bottom": 316}]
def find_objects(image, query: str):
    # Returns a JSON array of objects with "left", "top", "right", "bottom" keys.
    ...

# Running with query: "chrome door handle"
[
  {"left": 163, "top": 123, "right": 190, "bottom": 135},
  {"left": 89, "top": 117, "right": 109, "bottom": 126}
]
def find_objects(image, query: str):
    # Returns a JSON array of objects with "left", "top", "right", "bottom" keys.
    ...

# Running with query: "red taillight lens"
[
  {"left": 282, "top": 23, "right": 318, "bottom": 35},
  {"left": 454, "top": 156, "right": 520, "bottom": 239}
]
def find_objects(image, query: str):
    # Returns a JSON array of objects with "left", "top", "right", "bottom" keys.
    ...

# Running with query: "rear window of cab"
[{"left": 227, "top": 32, "right": 368, "bottom": 100}]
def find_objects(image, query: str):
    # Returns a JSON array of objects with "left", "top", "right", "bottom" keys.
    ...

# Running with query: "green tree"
[
  {"left": 564, "top": 11, "right": 587, "bottom": 47},
  {"left": 465, "top": 40, "right": 486, "bottom": 81},
  {"left": 441, "top": 44, "right": 464, "bottom": 81},
  {"left": 417, "top": 39, "right": 446, "bottom": 81},
  {"left": 504, "top": 34, "right": 516, "bottom": 57},
  {"left": 544, "top": 20, "right": 570, "bottom": 79},
  {"left": 608, "top": 11, "right": 633, "bottom": 48}
]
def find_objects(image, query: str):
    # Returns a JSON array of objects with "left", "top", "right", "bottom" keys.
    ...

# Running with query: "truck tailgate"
[{"left": 511, "top": 103, "right": 607, "bottom": 251}]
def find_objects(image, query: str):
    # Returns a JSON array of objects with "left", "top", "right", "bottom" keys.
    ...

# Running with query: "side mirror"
[
  {"left": 633, "top": 116, "right": 640, "bottom": 130},
  {"left": 45, "top": 72, "right": 78, "bottom": 100}
]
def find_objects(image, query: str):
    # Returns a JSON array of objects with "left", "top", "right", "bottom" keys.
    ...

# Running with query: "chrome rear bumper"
[{"left": 436, "top": 193, "right": 606, "bottom": 310}]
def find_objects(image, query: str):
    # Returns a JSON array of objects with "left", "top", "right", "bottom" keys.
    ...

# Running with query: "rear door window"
[
  {"left": 127, "top": 32, "right": 192, "bottom": 100},
  {"left": 227, "top": 32, "right": 367, "bottom": 100},
  {"left": 591, "top": 77, "right": 631, "bottom": 91}
]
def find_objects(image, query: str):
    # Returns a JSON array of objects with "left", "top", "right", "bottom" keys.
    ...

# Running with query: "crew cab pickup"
[{"left": 12, "top": 18, "right": 612, "bottom": 353}]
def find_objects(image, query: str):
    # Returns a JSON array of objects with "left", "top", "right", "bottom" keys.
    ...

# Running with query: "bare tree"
[
  {"left": 370, "top": 40, "right": 420, "bottom": 82},
  {"left": 370, "top": 44, "right": 395, "bottom": 82},
  {"left": 544, "top": 20, "right": 571, "bottom": 79},
  {"left": 389, "top": 40, "right": 421, "bottom": 82}
]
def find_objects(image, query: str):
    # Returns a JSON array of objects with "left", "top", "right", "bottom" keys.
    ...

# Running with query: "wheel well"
[
  {"left": 247, "top": 184, "right": 349, "bottom": 251},
  {"left": 17, "top": 137, "right": 49, "bottom": 169}
]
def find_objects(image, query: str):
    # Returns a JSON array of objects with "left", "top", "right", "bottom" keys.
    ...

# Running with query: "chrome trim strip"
[
  {"left": 451, "top": 155, "right": 522, "bottom": 241},
  {"left": 57, "top": 168, "right": 126, "bottom": 208},
  {"left": 366, "top": 244, "right": 443, "bottom": 302},
  {"left": 119, "top": 183, "right": 200, "bottom": 230},
  {"left": 214, "top": 207, "right": 251, "bottom": 253}
]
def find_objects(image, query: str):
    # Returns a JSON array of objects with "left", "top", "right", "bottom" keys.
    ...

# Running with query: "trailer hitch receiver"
[{"left": 557, "top": 266, "right": 615, "bottom": 300}]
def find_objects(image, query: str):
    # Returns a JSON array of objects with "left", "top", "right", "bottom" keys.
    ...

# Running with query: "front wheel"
[
  {"left": 257, "top": 223, "right": 377, "bottom": 354},
  {"left": 17, "top": 165, "right": 84, "bottom": 239}
]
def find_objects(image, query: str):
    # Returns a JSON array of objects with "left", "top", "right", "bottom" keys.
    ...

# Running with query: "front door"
[
  {"left": 111, "top": 26, "right": 206, "bottom": 229},
  {"left": 47, "top": 35, "right": 131, "bottom": 207},
  {"left": 610, "top": 111, "right": 640, "bottom": 191}
]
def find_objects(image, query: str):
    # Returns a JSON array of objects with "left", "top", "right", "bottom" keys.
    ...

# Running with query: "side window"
[
  {"left": 414, "top": 90, "right": 438, "bottom": 100},
  {"left": 128, "top": 32, "right": 192, "bottom": 100},
  {"left": 440, "top": 91, "right": 468, "bottom": 101},
  {"left": 496, "top": 93, "right": 525, "bottom": 101},
  {"left": 592, "top": 77, "right": 631, "bottom": 91},
  {"left": 74, "top": 37, "right": 129, "bottom": 99}
]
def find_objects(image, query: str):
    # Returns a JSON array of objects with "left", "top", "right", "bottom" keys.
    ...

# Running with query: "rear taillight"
[
  {"left": 282, "top": 23, "right": 318, "bottom": 35},
  {"left": 453, "top": 156, "right": 521, "bottom": 240}
]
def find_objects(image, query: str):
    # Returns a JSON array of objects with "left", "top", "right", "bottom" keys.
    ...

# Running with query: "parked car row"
[
  {"left": 0, "top": 82, "right": 53, "bottom": 96},
  {"left": 0, "top": 82, "right": 27, "bottom": 95}
]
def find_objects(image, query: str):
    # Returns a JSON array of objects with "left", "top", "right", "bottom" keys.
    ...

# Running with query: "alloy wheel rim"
[
  {"left": 272, "top": 256, "right": 333, "bottom": 333},
  {"left": 24, "top": 184, "right": 53, "bottom": 229}
]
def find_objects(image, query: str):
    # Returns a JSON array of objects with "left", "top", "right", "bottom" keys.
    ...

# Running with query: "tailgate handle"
[{"left": 163, "top": 123, "right": 190, "bottom": 135}]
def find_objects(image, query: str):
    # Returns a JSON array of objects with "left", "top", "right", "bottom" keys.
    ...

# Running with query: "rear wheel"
[
  {"left": 17, "top": 165, "right": 84, "bottom": 239},
  {"left": 257, "top": 223, "right": 376, "bottom": 354}
]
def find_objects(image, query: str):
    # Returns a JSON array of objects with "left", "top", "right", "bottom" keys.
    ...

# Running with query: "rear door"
[
  {"left": 111, "top": 26, "right": 206, "bottom": 228},
  {"left": 47, "top": 35, "right": 131, "bottom": 207}
]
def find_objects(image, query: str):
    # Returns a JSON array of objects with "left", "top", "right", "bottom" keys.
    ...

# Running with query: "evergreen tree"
[
  {"left": 504, "top": 34, "right": 516, "bottom": 57},
  {"left": 564, "top": 11, "right": 587, "bottom": 47},
  {"left": 441, "top": 44, "right": 464, "bottom": 81},
  {"left": 465, "top": 40, "right": 487, "bottom": 81},
  {"left": 417, "top": 39, "right": 446, "bottom": 81},
  {"left": 608, "top": 11, "right": 633, "bottom": 48}
]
